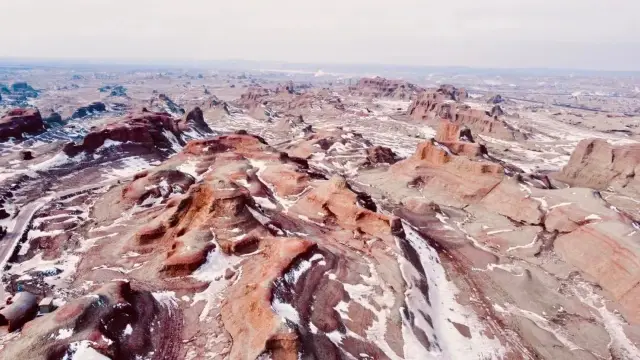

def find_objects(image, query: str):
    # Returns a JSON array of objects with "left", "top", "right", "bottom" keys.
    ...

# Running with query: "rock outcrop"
[
  {"left": 149, "top": 94, "right": 185, "bottom": 116},
  {"left": 390, "top": 139, "right": 504, "bottom": 203},
  {"left": 62, "top": 110, "right": 190, "bottom": 156},
  {"left": 71, "top": 102, "right": 107, "bottom": 119},
  {"left": 42, "top": 111, "right": 64, "bottom": 127},
  {"left": 408, "top": 86, "right": 525, "bottom": 141},
  {"left": 365, "top": 146, "right": 398, "bottom": 165},
  {"left": 554, "top": 138, "right": 640, "bottom": 194},
  {"left": 555, "top": 221, "right": 640, "bottom": 324},
  {"left": 0, "top": 281, "right": 167, "bottom": 360},
  {"left": 0, "top": 108, "right": 45, "bottom": 142},
  {"left": 182, "top": 107, "right": 213, "bottom": 134},
  {"left": 349, "top": 77, "right": 421, "bottom": 100}
]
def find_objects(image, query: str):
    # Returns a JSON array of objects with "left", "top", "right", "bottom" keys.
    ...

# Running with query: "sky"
[{"left": 1, "top": 0, "right": 639, "bottom": 71}]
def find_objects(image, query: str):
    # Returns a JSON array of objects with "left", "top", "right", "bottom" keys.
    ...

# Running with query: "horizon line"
[{"left": 1, "top": 56, "right": 639, "bottom": 75}]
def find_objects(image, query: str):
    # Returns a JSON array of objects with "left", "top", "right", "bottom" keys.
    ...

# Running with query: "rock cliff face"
[
  {"left": 349, "top": 77, "right": 422, "bottom": 100},
  {"left": 408, "top": 86, "right": 525, "bottom": 141},
  {"left": 0, "top": 108, "right": 45, "bottom": 142},
  {"left": 62, "top": 109, "right": 212, "bottom": 157},
  {"left": 554, "top": 138, "right": 640, "bottom": 194},
  {"left": 1, "top": 281, "right": 175, "bottom": 360},
  {"left": 149, "top": 94, "right": 185, "bottom": 116},
  {"left": 71, "top": 102, "right": 107, "bottom": 119}
]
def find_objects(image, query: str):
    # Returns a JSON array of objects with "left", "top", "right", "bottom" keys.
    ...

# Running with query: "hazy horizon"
[{"left": 1, "top": 0, "right": 639, "bottom": 72}]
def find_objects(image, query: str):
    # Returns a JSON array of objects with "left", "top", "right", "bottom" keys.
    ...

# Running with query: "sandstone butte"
[
  {"left": 0, "top": 108, "right": 45, "bottom": 142},
  {"left": 408, "top": 85, "right": 526, "bottom": 141}
]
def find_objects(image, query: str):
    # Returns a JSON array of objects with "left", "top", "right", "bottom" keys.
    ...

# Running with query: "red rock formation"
[
  {"left": 290, "top": 176, "right": 399, "bottom": 242},
  {"left": 480, "top": 179, "right": 544, "bottom": 225},
  {"left": 62, "top": 110, "right": 184, "bottom": 156},
  {"left": 555, "top": 221, "right": 640, "bottom": 324},
  {"left": 120, "top": 169, "right": 195, "bottom": 206},
  {"left": 221, "top": 237, "right": 314, "bottom": 360},
  {"left": 365, "top": 146, "right": 398, "bottom": 165},
  {"left": 132, "top": 179, "right": 268, "bottom": 275},
  {"left": 180, "top": 106, "right": 212, "bottom": 134},
  {"left": 434, "top": 120, "right": 487, "bottom": 159},
  {"left": 0, "top": 108, "right": 45, "bottom": 142},
  {"left": 240, "top": 86, "right": 271, "bottom": 103},
  {"left": 349, "top": 77, "right": 422, "bottom": 100},
  {"left": 554, "top": 138, "right": 640, "bottom": 193},
  {"left": 390, "top": 140, "right": 504, "bottom": 203},
  {"left": 1, "top": 281, "right": 165, "bottom": 359},
  {"left": 408, "top": 88, "right": 525, "bottom": 141}
]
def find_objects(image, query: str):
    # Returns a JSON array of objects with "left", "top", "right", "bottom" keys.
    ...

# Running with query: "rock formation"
[
  {"left": 349, "top": 77, "right": 422, "bottom": 100},
  {"left": 0, "top": 281, "right": 171, "bottom": 360},
  {"left": 71, "top": 102, "right": 107, "bottom": 119},
  {"left": 62, "top": 109, "right": 210, "bottom": 157},
  {"left": 554, "top": 138, "right": 640, "bottom": 194},
  {"left": 408, "top": 86, "right": 525, "bottom": 141},
  {"left": 149, "top": 94, "right": 185, "bottom": 116},
  {"left": 0, "top": 108, "right": 45, "bottom": 142},
  {"left": 182, "top": 107, "right": 213, "bottom": 134}
]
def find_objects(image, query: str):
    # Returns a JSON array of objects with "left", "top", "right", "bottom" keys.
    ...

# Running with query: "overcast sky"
[{"left": 1, "top": 0, "right": 639, "bottom": 70}]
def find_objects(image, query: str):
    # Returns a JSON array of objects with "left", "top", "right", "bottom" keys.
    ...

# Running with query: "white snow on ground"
[
  {"left": 96, "top": 139, "right": 125, "bottom": 151},
  {"left": 473, "top": 263, "right": 526, "bottom": 277},
  {"left": 272, "top": 253, "right": 325, "bottom": 326},
  {"left": 572, "top": 282, "right": 640, "bottom": 359},
  {"left": 27, "top": 228, "right": 64, "bottom": 240},
  {"left": 400, "top": 221, "right": 506, "bottom": 359},
  {"left": 191, "top": 232, "right": 243, "bottom": 321},
  {"left": 162, "top": 129, "right": 184, "bottom": 153},
  {"left": 152, "top": 291, "right": 178, "bottom": 315},
  {"left": 28, "top": 152, "right": 73, "bottom": 171},
  {"left": 549, "top": 202, "right": 572, "bottom": 209},
  {"left": 584, "top": 214, "right": 602, "bottom": 221},
  {"left": 272, "top": 300, "right": 301, "bottom": 325},
  {"left": 6, "top": 252, "right": 80, "bottom": 288},
  {"left": 123, "top": 324, "right": 133, "bottom": 336},
  {"left": 248, "top": 159, "right": 303, "bottom": 210},
  {"left": 337, "top": 258, "right": 405, "bottom": 360},
  {"left": 486, "top": 229, "right": 513, "bottom": 236},
  {"left": 282, "top": 253, "right": 324, "bottom": 285},
  {"left": 54, "top": 328, "right": 74, "bottom": 340},
  {"left": 101, "top": 156, "right": 153, "bottom": 180},
  {"left": 177, "top": 159, "right": 203, "bottom": 181},
  {"left": 62, "top": 340, "right": 110, "bottom": 360},
  {"left": 77, "top": 233, "right": 118, "bottom": 253},
  {"left": 506, "top": 234, "right": 539, "bottom": 253}
]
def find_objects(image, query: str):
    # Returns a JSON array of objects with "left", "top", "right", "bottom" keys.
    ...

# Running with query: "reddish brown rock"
[
  {"left": 181, "top": 106, "right": 212, "bottom": 134},
  {"left": 221, "top": 237, "right": 314, "bottom": 360},
  {"left": 554, "top": 138, "right": 640, "bottom": 193},
  {"left": 290, "top": 176, "right": 398, "bottom": 242},
  {"left": 390, "top": 140, "right": 504, "bottom": 203},
  {"left": 62, "top": 110, "right": 184, "bottom": 156},
  {"left": 261, "top": 163, "right": 311, "bottom": 197},
  {"left": 131, "top": 179, "right": 268, "bottom": 276},
  {"left": 480, "top": 179, "right": 544, "bottom": 225},
  {"left": 1, "top": 281, "right": 163, "bottom": 360},
  {"left": 433, "top": 120, "right": 487, "bottom": 159},
  {"left": 120, "top": 169, "right": 195, "bottom": 206},
  {"left": 408, "top": 89, "right": 525, "bottom": 141},
  {"left": 366, "top": 146, "right": 398, "bottom": 165},
  {"left": 349, "top": 77, "right": 422, "bottom": 100},
  {"left": 554, "top": 221, "right": 640, "bottom": 324},
  {"left": 0, "top": 108, "right": 45, "bottom": 142}
]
